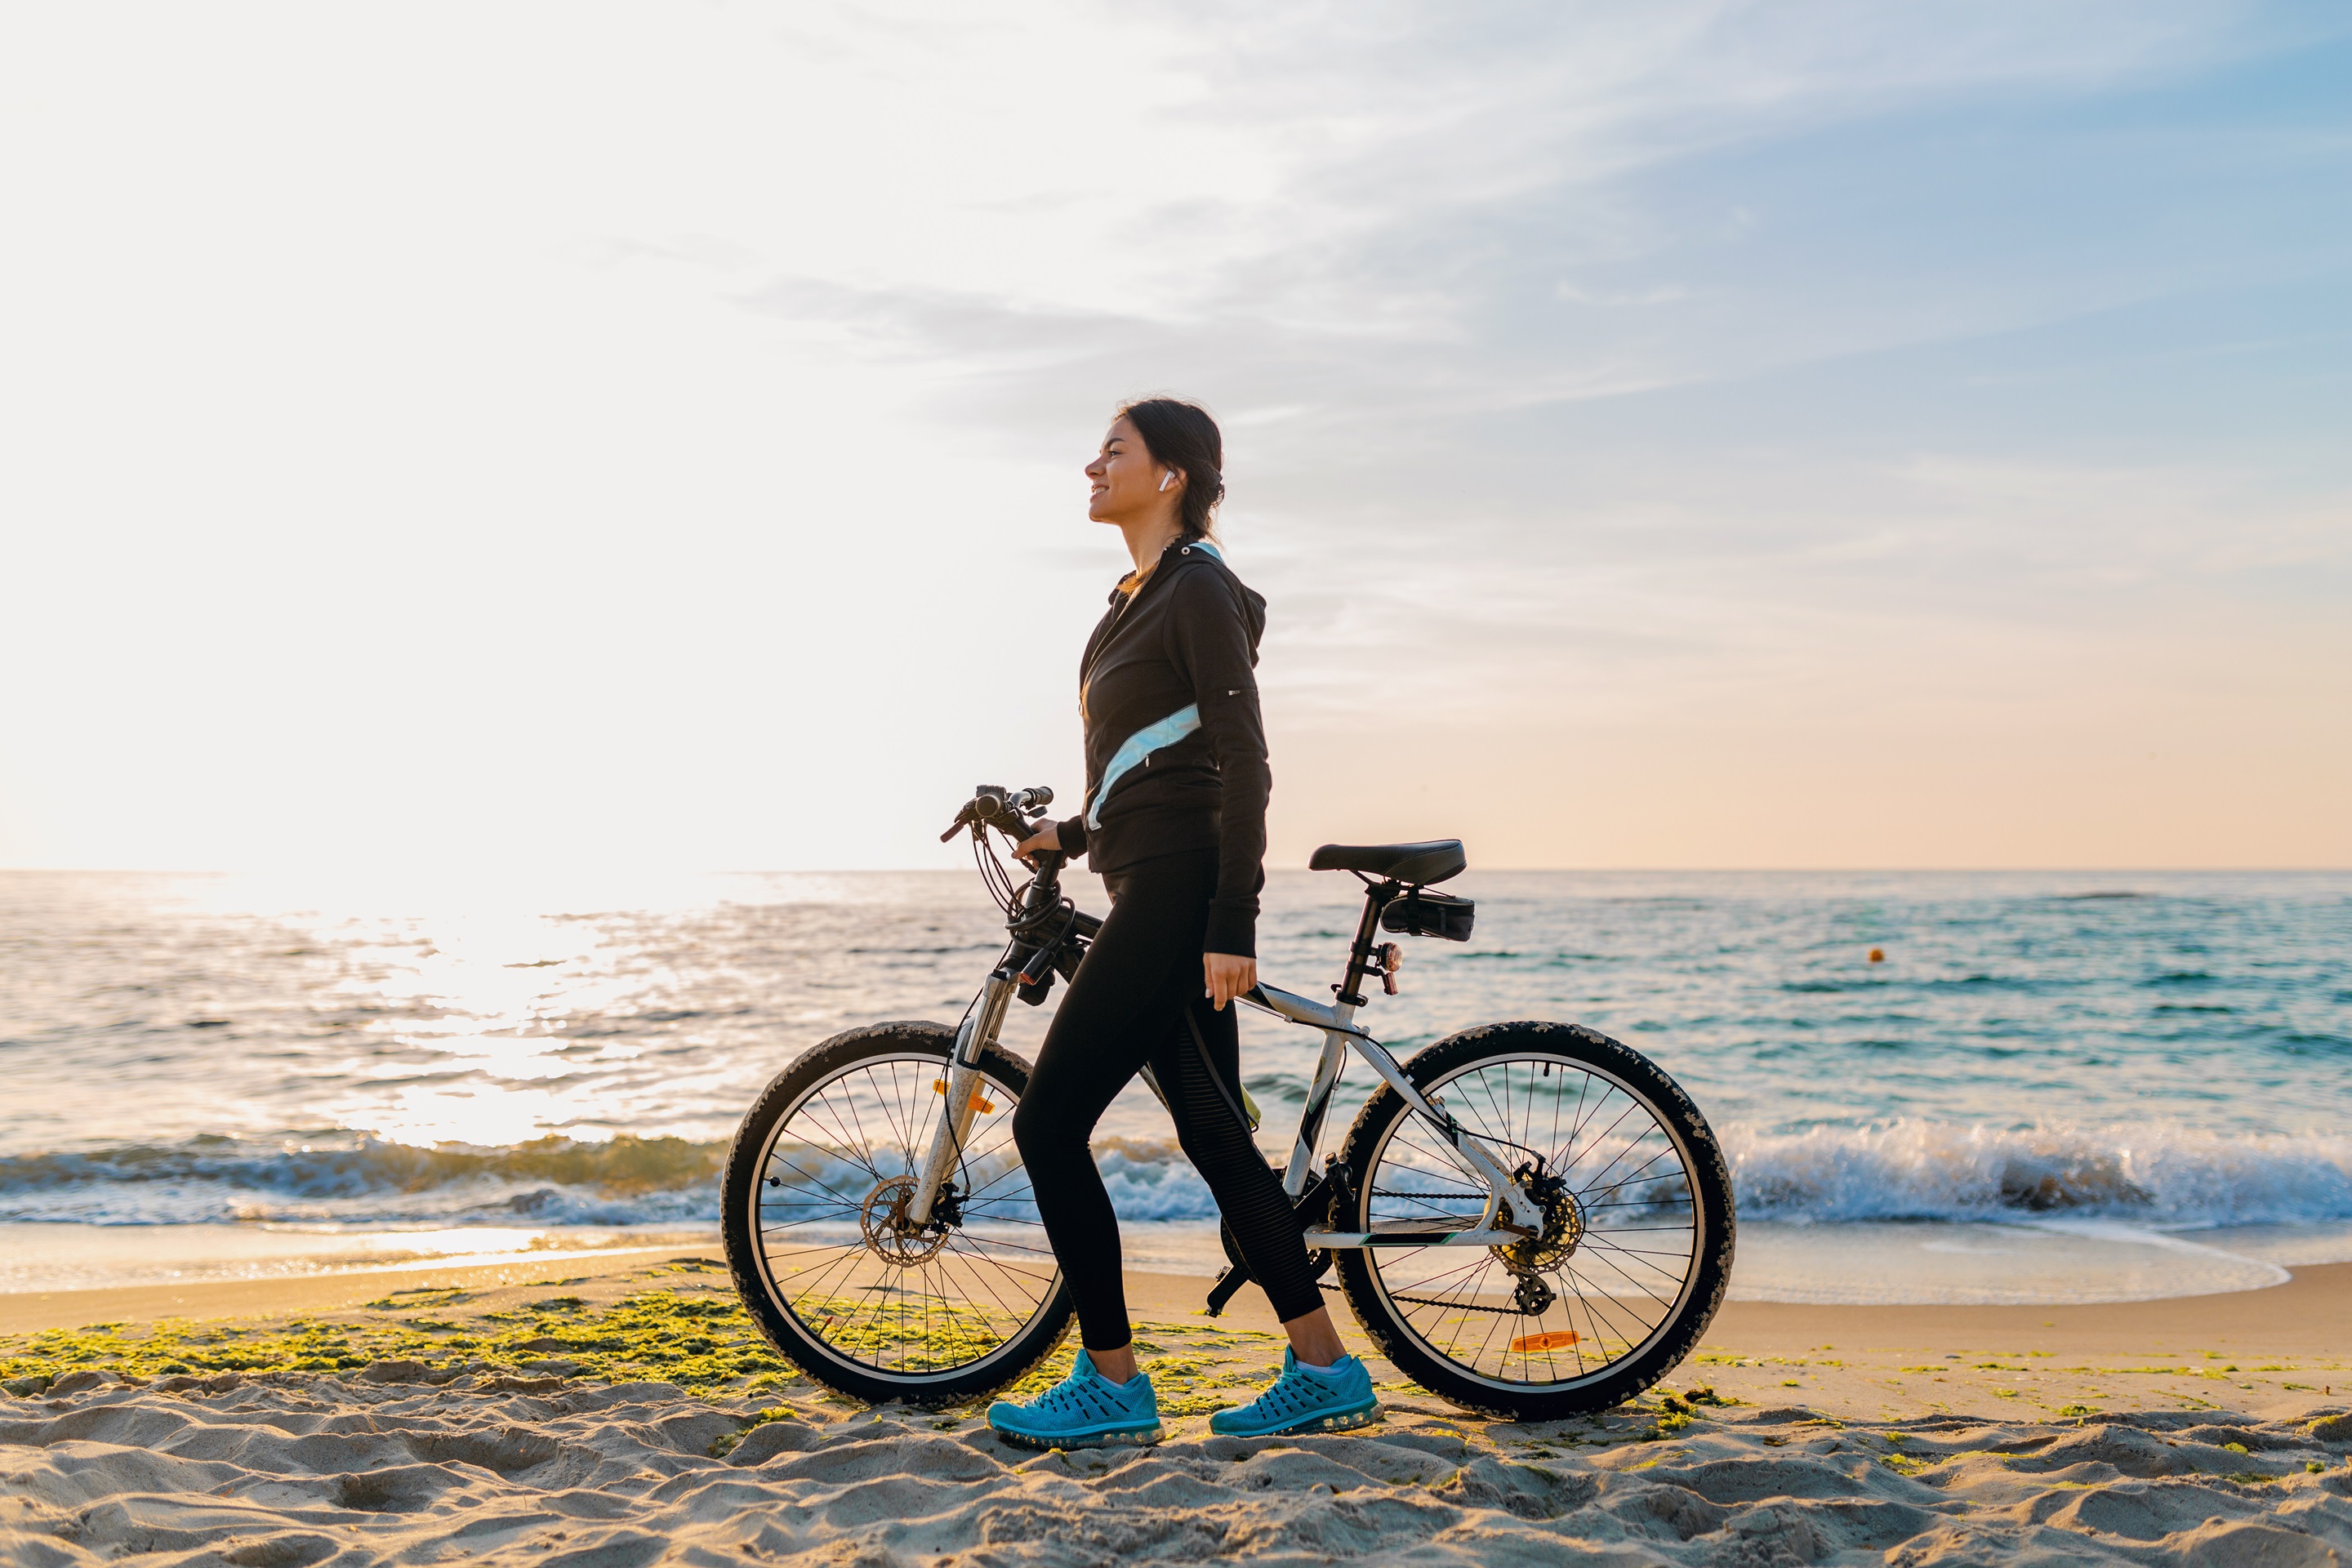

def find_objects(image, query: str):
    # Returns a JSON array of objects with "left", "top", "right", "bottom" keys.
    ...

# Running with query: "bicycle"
[{"left": 720, "top": 785, "right": 1735, "bottom": 1420}]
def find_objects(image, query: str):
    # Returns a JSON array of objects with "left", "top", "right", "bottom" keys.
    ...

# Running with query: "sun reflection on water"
[{"left": 275, "top": 893, "right": 697, "bottom": 1147}]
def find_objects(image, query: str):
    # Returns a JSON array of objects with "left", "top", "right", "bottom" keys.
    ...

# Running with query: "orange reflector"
[
  {"left": 1509, "top": 1330, "right": 1580, "bottom": 1353},
  {"left": 933, "top": 1078, "right": 996, "bottom": 1114}
]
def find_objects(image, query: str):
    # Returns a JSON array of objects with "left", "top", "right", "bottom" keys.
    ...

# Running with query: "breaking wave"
[
  {"left": 0, "top": 1135, "right": 728, "bottom": 1227},
  {"left": 2, "top": 1121, "right": 2347, "bottom": 1232},
  {"left": 1726, "top": 1120, "right": 2352, "bottom": 1226}
]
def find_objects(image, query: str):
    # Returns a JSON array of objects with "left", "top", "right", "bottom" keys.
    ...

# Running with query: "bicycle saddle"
[{"left": 1307, "top": 839, "right": 1466, "bottom": 885}]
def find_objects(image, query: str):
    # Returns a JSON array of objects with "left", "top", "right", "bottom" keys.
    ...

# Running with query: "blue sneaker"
[
  {"left": 987, "top": 1348, "right": 1164, "bottom": 1450},
  {"left": 1209, "top": 1349, "right": 1381, "bottom": 1437}
]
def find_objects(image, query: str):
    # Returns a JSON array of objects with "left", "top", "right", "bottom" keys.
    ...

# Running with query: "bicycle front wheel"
[
  {"left": 1334, "top": 1021, "right": 1734, "bottom": 1420},
  {"left": 721, "top": 1022, "right": 1072, "bottom": 1407}
]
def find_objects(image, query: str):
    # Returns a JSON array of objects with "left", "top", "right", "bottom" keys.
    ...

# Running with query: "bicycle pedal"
[{"left": 1204, "top": 1264, "right": 1250, "bottom": 1317}]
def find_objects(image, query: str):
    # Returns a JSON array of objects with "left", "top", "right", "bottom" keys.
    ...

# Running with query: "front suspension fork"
[{"left": 906, "top": 972, "right": 1014, "bottom": 1226}]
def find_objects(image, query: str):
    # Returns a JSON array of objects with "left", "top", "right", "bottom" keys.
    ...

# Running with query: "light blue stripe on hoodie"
[{"left": 1085, "top": 704, "right": 1201, "bottom": 830}]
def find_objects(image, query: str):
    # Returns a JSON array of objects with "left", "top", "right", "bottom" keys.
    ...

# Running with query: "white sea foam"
[
  {"left": 8, "top": 869, "right": 2345, "bottom": 1302},
  {"left": 1094, "top": 1138, "right": 1218, "bottom": 1222},
  {"left": 6, "top": 1120, "right": 2347, "bottom": 1233},
  {"left": 1726, "top": 1120, "right": 2352, "bottom": 1226}
]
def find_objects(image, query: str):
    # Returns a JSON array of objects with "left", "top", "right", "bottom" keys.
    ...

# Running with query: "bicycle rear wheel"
[
  {"left": 721, "top": 1022, "right": 1072, "bottom": 1407},
  {"left": 1334, "top": 1021, "right": 1734, "bottom": 1420}
]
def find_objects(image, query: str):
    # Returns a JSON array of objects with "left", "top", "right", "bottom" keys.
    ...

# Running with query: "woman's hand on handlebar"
[
  {"left": 1011, "top": 819, "right": 1060, "bottom": 863},
  {"left": 1204, "top": 952, "right": 1256, "bottom": 1012}
]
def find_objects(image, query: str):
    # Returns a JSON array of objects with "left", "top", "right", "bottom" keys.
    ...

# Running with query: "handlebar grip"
[
  {"left": 944, "top": 787, "right": 1057, "bottom": 845},
  {"left": 986, "top": 786, "right": 1052, "bottom": 818}
]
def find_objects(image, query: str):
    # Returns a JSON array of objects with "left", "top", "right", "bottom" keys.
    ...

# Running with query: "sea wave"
[
  {"left": 0, "top": 1135, "right": 728, "bottom": 1227},
  {"left": 3, "top": 1121, "right": 2348, "bottom": 1231},
  {"left": 1726, "top": 1120, "right": 2352, "bottom": 1226}
]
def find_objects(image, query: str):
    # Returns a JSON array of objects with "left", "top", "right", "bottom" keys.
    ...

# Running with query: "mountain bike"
[{"left": 721, "top": 786, "right": 1735, "bottom": 1420}]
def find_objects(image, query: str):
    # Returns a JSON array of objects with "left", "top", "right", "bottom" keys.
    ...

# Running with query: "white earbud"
[{"left": 1158, "top": 471, "right": 1175, "bottom": 492}]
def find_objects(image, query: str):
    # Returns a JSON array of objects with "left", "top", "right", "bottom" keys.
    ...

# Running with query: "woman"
[{"left": 988, "top": 397, "right": 1379, "bottom": 1449}]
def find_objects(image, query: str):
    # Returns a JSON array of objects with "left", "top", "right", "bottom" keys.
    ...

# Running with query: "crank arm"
[{"left": 1203, "top": 1264, "right": 1251, "bottom": 1317}]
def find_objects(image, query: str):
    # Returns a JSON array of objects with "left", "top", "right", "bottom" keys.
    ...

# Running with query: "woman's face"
[{"left": 1085, "top": 416, "right": 1174, "bottom": 523}]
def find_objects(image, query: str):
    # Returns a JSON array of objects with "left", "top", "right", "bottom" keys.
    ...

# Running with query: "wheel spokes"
[
  {"left": 1365, "top": 1054, "right": 1701, "bottom": 1389},
  {"left": 754, "top": 1054, "right": 1057, "bottom": 1376}
]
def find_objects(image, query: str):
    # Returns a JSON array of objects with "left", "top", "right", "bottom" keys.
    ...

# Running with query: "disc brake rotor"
[
  {"left": 1491, "top": 1172, "right": 1584, "bottom": 1275},
  {"left": 860, "top": 1176, "right": 951, "bottom": 1266}
]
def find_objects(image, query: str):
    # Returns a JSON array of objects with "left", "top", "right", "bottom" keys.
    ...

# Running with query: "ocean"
[{"left": 4, "top": 867, "right": 2347, "bottom": 1304}]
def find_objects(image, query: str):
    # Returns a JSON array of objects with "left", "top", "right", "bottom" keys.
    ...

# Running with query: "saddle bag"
[{"left": 1380, "top": 888, "right": 1475, "bottom": 942}]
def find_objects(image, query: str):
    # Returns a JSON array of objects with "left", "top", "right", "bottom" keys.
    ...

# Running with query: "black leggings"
[{"left": 1012, "top": 848, "right": 1323, "bottom": 1351}]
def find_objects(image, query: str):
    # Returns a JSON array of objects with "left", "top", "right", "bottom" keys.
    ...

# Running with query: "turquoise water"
[{"left": 2, "top": 868, "right": 2346, "bottom": 1301}]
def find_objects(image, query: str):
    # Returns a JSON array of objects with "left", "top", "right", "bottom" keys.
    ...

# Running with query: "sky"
[{"left": 1, "top": 1, "right": 2345, "bottom": 873}]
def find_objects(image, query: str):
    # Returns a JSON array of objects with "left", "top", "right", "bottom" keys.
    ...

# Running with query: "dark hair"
[{"left": 1118, "top": 396, "right": 1224, "bottom": 541}]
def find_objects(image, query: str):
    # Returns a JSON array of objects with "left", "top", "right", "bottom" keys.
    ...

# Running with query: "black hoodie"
[{"left": 1054, "top": 538, "right": 1270, "bottom": 956}]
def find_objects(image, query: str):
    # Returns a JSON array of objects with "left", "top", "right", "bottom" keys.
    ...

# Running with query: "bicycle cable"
[{"left": 970, "top": 826, "right": 1021, "bottom": 914}]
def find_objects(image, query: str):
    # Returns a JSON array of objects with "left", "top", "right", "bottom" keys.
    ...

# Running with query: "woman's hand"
[
  {"left": 1011, "top": 819, "right": 1060, "bottom": 863},
  {"left": 1204, "top": 951, "right": 1257, "bottom": 1011}
]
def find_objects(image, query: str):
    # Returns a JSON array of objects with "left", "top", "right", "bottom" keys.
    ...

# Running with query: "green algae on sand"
[
  {"left": 0, "top": 1288, "right": 796, "bottom": 1396},
  {"left": 0, "top": 1290, "right": 1288, "bottom": 1419}
]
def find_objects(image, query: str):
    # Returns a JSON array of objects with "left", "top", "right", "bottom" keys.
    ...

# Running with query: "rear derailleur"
[{"left": 1494, "top": 1161, "right": 1580, "bottom": 1316}]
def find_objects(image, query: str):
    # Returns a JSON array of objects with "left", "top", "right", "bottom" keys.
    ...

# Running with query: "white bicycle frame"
[{"left": 906, "top": 969, "right": 1543, "bottom": 1243}]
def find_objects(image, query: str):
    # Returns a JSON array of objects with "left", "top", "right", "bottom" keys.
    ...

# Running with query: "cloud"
[{"left": 0, "top": 1, "right": 2344, "bottom": 869}]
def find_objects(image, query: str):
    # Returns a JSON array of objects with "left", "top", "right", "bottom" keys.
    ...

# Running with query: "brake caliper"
[{"left": 929, "top": 1179, "right": 964, "bottom": 1232}]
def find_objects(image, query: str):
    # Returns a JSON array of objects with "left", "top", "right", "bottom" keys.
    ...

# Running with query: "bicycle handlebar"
[
  {"left": 939, "top": 784, "right": 1056, "bottom": 844},
  {"left": 981, "top": 785, "right": 1053, "bottom": 822}
]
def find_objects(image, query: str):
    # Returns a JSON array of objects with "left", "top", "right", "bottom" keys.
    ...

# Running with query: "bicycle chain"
[{"left": 1315, "top": 1278, "right": 1537, "bottom": 1316}]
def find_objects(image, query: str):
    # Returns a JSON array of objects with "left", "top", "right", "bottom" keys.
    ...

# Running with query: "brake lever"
[{"left": 993, "top": 808, "right": 1046, "bottom": 844}]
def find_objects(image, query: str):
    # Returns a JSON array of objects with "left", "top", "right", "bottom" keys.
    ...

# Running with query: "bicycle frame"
[
  {"left": 1241, "top": 980, "right": 1543, "bottom": 1245},
  {"left": 905, "top": 839, "right": 1540, "bottom": 1243}
]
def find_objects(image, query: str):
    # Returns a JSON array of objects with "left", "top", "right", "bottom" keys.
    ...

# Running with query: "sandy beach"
[{"left": 5, "top": 1252, "right": 2348, "bottom": 1566}]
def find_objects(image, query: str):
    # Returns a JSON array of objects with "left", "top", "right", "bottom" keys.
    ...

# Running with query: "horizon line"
[{"left": 4, "top": 865, "right": 2348, "bottom": 878}]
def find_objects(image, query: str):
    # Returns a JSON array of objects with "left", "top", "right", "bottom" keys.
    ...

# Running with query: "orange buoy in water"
[
  {"left": 1509, "top": 1330, "right": 1580, "bottom": 1353},
  {"left": 1868, "top": 948, "right": 1885, "bottom": 963}
]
